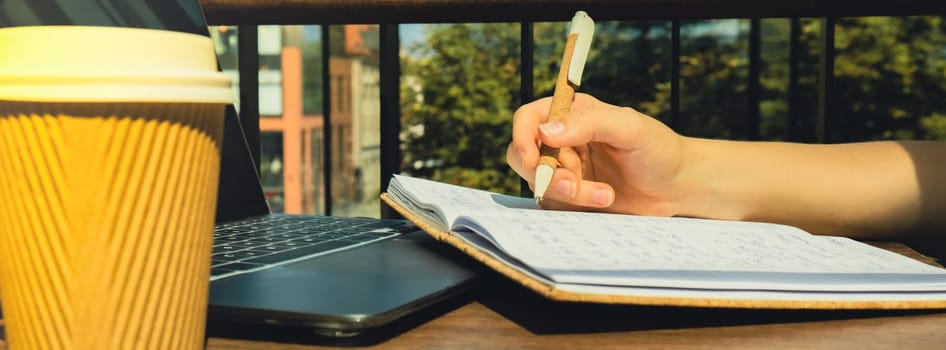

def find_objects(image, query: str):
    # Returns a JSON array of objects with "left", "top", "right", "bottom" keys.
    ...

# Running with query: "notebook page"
[
  {"left": 389, "top": 175, "right": 946, "bottom": 292},
  {"left": 453, "top": 210, "right": 946, "bottom": 291},
  {"left": 389, "top": 174, "right": 539, "bottom": 228}
]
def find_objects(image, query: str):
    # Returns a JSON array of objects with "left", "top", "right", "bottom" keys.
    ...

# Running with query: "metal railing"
[{"left": 200, "top": 0, "right": 946, "bottom": 216}]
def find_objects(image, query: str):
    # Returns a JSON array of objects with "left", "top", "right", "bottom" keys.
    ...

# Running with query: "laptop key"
[
  {"left": 244, "top": 240, "right": 355, "bottom": 264},
  {"left": 254, "top": 243, "right": 310, "bottom": 253},
  {"left": 246, "top": 236, "right": 291, "bottom": 244},
  {"left": 213, "top": 249, "right": 273, "bottom": 261},
  {"left": 212, "top": 245, "right": 247, "bottom": 254},
  {"left": 215, "top": 235, "right": 246, "bottom": 242},
  {"left": 218, "top": 228, "right": 253, "bottom": 233},
  {"left": 225, "top": 240, "right": 260, "bottom": 248},
  {"left": 264, "top": 241, "right": 311, "bottom": 250},
  {"left": 212, "top": 253, "right": 243, "bottom": 262},
  {"left": 272, "top": 232, "right": 307, "bottom": 239},
  {"left": 290, "top": 237, "right": 330, "bottom": 244}
]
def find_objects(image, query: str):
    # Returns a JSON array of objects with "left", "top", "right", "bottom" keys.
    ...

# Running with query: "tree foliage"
[
  {"left": 400, "top": 23, "right": 522, "bottom": 193},
  {"left": 533, "top": 22, "right": 673, "bottom": 121},
  {"left": 832, "top": 17, "right": 946, "bottom": 141}
]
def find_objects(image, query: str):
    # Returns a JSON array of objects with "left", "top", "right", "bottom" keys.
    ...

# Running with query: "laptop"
[{"left": 0, "top": 0, "right": 479, "bottom": 338}]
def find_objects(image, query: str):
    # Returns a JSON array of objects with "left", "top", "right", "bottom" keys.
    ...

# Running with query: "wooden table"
[{"left": 2, "top": 243, "right": 945, "bottom": 349}]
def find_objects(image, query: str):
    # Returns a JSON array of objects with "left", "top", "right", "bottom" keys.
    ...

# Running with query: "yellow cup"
[{"left": 0, "top": 26, "right": 233, "bottom": 349}]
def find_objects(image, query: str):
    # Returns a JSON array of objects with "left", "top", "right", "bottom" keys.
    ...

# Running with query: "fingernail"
[
  {"left": 592, "top": 189, "right": 613, "bottom": 206},
  {"left": 554, "top": 179, "right": 576, "bottom": 198},
  {"left": 539, "top": 121, "right": 565, "bottom": 137}
]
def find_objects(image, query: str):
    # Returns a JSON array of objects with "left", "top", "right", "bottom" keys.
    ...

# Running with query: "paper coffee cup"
[{"left": 0, "top": 26, "right": 233, "bottom": 349}]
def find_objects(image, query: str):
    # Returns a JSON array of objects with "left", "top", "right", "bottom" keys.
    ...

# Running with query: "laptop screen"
[
  {"left": 0, "top": 0, "right": 273, "bottom": 223},
  {"left": 0, "top": 0, "right": 208, "bottom": 36}
]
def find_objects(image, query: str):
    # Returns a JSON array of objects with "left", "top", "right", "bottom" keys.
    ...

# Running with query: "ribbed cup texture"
[{"left": 0, "top": 101, "right": 224, "bottom": 349}]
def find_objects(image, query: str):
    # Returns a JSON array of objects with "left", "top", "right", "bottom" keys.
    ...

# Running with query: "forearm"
[{"left": 681, "top": 139, "right": 946, "bottom": 240}]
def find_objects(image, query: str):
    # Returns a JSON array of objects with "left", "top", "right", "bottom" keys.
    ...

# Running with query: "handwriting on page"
[
  {"left": 391, "top": 175, "right": 941, "bottom": 276},
  {"left": 466, "top": 210, "right": 933, "bottom": 274}
]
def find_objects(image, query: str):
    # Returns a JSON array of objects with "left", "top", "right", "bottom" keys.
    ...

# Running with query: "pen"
[{"left": 533, "top": 11, "right": 595, "bottom": 202}]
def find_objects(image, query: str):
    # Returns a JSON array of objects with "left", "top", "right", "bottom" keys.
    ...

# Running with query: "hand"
[{"left": 506, "top": 93, "right": 694, "bottom": 216}]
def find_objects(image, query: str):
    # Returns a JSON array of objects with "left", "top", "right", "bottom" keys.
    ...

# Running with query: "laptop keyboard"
[{"left": 210, "top": 215, "right": 410, "bottom": 280}]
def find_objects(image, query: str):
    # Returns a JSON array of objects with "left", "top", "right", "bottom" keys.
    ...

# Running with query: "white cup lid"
[{"left": 0, "top": 26, "right": 234, "bottom": 104}]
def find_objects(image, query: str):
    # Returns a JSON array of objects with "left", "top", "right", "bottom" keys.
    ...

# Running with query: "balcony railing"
[
  {"left": 201, "top": 1, "right": 946, "bottom": 24},
  {"left": 199, "top": 0, "right": 946, "bottom": 217}
]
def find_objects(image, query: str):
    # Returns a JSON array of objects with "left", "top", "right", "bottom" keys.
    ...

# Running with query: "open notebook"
[{"left": 381, "top": 174, "right": 946, "bottom": 309}]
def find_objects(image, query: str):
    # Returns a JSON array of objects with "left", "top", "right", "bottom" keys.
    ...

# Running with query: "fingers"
[
  {"left": 537, "top": 167, "right": 615, "bottom": 210},
  {"left": 505, "top": 142, "right": 534, "bottom": 183},
  {"left": 507, "top": 97, "right": 554, "bottom": 182},
  {"left": 538, "top": 94, "right": 653, "bottom": 151},
  {"left": 507, "top": 93, "right": 662, "bottom": 210}
]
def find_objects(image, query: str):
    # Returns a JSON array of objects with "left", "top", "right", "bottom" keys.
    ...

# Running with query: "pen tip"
[{"left": 533, "top": 165, "right": 554, "bottom": 203}]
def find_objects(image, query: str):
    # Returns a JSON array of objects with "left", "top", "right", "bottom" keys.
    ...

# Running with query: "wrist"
[{"left": 675, "top": 137, "right": 751, "bottom": 221}]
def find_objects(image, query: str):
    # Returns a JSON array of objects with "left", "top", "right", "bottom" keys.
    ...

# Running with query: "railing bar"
[
  {"left": 321, "top": 24, "right": 333, "bottom": 215},
  {"left": 520, "top": 21, "right": 534, "bottom": 198},
  {"left": 670, "top": 20, "right": 681, "bottom": 128},
  {"left": 201, "top": 1, "right": 946, "bottom": 26},
  {"left": 748, "top": 18, "right": 761, "bottom": 140},
  {"left": 817, "top": 17, "right": 835, "bottom": 143},
  {"left": 788, "top": 17, "right": 801, "bottom": 142},
  {"left": 379, "top": 23, "right": 401, "bottom": 218},
  {"left": 237, "top": 25, "right": 261, "bottom": 173}
]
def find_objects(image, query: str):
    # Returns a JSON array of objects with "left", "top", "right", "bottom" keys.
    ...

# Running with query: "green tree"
[
  {"left": 400, "top": 23, "right": 522, "bottom": 193},
  {"left": 533, "top": 21, "right": 672, "bottom": 122},
  {"left": 536, "top": 20, "right": 751, "bottom": 139},
  {"left": 756, "top": 17, "right": 946, "bottom": 143},
  {"left": 676, "top": 21, "right": 750, "bottom": 139},
  {"left": 832, "top": 17, "right": 946, "bottom": 141}
]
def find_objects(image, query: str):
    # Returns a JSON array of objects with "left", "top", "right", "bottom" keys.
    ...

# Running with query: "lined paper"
[{"left": 389, "top": 175, "right": 946, "bottom": 293}]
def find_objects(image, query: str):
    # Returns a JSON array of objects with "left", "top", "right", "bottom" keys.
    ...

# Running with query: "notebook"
[
  {"left": 383, "top": 174, "right": 946, "bottom": 310},
  {"left": 0, "top": 0, "right": 479, "bottom": 338}
]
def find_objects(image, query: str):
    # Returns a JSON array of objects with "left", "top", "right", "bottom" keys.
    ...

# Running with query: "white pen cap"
[{"left": 567, "top": 11, "right": 595, "bottom": 86}]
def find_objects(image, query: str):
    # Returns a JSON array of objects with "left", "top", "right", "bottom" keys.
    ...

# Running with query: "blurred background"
[{"left": 208, "top": 17, "right": 946, "bottom": 218}]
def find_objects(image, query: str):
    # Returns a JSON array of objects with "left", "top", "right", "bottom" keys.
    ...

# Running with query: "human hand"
[{"left": 506, "top": 93, "right": 695, "bottom": 216}]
